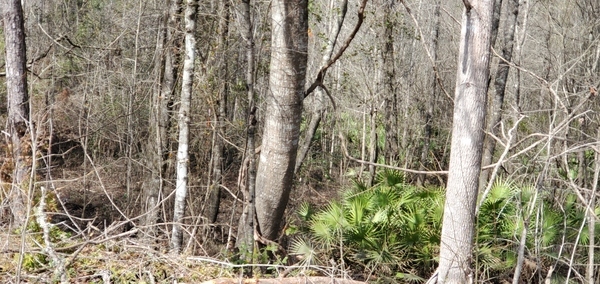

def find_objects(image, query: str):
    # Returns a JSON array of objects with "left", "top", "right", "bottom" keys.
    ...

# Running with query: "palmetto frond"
[
  {"left": 290, "top": 237, "right": 319, "bottom": 266},
  {"left": 375, "top": 168, "right": 405, "bottom": 187}
]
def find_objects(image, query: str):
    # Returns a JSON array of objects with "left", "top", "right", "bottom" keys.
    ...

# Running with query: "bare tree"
[
  {"left": 434, "top": 0, "right": 495, "bottom": 283},
  {"left": 205, "top": 0, "right": 230, "bottom": 226},
  {"left": 480, "top": 0, "right": 519, "bottom": 186},
  {"left": 254, "top": 0, "right": 309, "bottom": 241},
  {"left": 417, "top": 0, "right": 441, "bottom": 186},
  {"left": 295, "top": 0, "right": 348, "bottom": 174},
  {"left": 381, "top": 1, "right": 399, "bottom": 165},
  {"left": 235, "top": 0, "right": 258, "bottom": 255},
  {"left": 2, "top": 0, "right": 30, "bottom": 227},
  {"left": 143, "top": 0, "right": 182, "bottom": 240},
  {"left": 171, "top": 0, "right": 198, "bottom": 253}
]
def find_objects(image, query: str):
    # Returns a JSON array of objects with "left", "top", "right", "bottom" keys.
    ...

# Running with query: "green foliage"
[
  {"left": 292, "top": 169, "right": 443, "bottom": 277},
  {"left": 293, "top": 172, "right": 600, "bottom": 281},
  {"left": 14, "top": 252, "right": 48, "bottom": 272}
]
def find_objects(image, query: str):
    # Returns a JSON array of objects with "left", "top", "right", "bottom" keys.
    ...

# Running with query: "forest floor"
[{"left": 0, "top": 155, "right": 347, "bottom": 283}]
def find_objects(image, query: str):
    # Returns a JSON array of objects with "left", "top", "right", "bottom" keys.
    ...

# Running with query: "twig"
[
  {"left": 477, "top": 115, "right": 524, "bottom": 214},
  {"left": 399, "top": 0, "right": 453, "bottom": 103}
]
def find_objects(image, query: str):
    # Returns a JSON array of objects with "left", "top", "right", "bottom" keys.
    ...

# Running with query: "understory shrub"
[{"left": 291, "top": 170, "right": 600, "bottom": 283}]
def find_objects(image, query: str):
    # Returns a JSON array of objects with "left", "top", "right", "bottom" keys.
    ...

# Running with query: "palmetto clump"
[{"left": 291, "top": 171, "right": 597, "bottom": 282}]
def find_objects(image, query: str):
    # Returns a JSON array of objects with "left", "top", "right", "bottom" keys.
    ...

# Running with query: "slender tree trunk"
[
  {"left": 294, "top": 0, "right": 347, "bottom": 174},
  {"left": 144, "top": 0, "right": 181, "bottom": 238},
  {"left": 205, "top": 0, "right": 230, "bottom": 225},
  {"left": 368, "top": 107, "right": 377, "bottom": 186},
  {"left": 511, "top": 218, "right": 529, "bottom": 284},
  {"left": 171, "top": 0, "right": 198, "bottom": 253},
  {"left": 435, "top": 0, "right": 494, "bottom": 283},
  {"left": 480, "top": 0, "right": 519, "bottom": 187},
  {"left": 417, "top": 0, "right": 441, "bottom": 186},
  {"left": 255, "top": 0, "right": 308, "bottom": 241},
  {"left": 513, "top": 0, "right": 529, "bottom": 111},
  {"left": 235, "top": 0, "right": 257, "bottom": 255},
  {"left": 3, "top": 0, "right": 30, "bottom": 227},
  {"left": 588, "top": 146, "right": 598, "bottom": 284},
  {"left": 382, "top": 1, "right": 398, "bottom": 165}
]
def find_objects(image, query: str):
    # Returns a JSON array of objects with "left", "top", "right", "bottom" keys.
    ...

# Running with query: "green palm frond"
[
  {"left": 297, "top": 202, "right": 313, "bottom": 222},
  {"left": 310, "top": 202, "right": 347, "bottom": 246},
  {"left": 344, "top": 192, "right": 371, "bottom": 227},
  {"left": 310, "top": 219, "right": 335, "bottom": 246},
  {"left": 371, "top": 186, "right": 402, "bottom": 210},
  {"left": 540, "top": 206, "right": 563, "bottom": 247},
  {"left": 518, "top": 184, "right": 536, "bottom": 208},
  {"left": 488, "top": 179, "right": 516, "bottom": 203},
  {"left": 316, "top": 202, "right": 348, "bottom": 230},
  {"left": 376, "top": 168, "right": 405, "bottom": 187},
  {"left": 396, "top": 272, "right": 426, "bottom": 283},
  {"left": 290, "top": 237, "right": 319, "bottom": 266}
]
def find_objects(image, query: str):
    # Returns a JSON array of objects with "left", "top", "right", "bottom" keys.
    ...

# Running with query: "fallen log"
[{"left": 201, "top": 276, "right": 365, "bottom": 284}]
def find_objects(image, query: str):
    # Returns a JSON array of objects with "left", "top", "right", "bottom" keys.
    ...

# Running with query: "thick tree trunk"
[
  {"left": 435, "top": 0, "right": 494, "bottom": 283},
  {"left": 171, "top": 0, "right": 198, "bottom": 253},
  {"left": 3, "top": 0, "right": 30, "bottom": 227},
  {"left": 255, "top": 0, "right": 308, "bottom": 241}
]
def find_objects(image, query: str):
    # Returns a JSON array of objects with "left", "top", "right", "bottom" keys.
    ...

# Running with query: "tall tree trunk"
[
  {"left": 382, "top": 0, "right": 398, "bottom": 164},
  {"left": 143, "top": 0, "right": 182, "bottom": 239},
  {"left": 235, "top": 0, "right": 257, "bottom": 256},
  {"left": 171, "top": 0, "right": 198, "bottom": 253},
  {"left": 294, "top": 0, "right": 347, "bottom": 174},
  {"left": 3, "top": 0, "right": 30, "bottom": 227},
  {"left": 435, "top": 0, "right": 494, "bottom": 283},
  {"left": 416, "top": 0, "right": 441, "bottom": 186},
  {"left": 480, "top": 0, "right": 519, "bottom": 187},
  {"left": 205, "top": 0, "right": 230, "bottom": 225},
  {"left": 255, "top": 0, "right": 308, "bottom": 241},
  {"left": 367, "top": 107, "right": 377, "bottom": 186}
]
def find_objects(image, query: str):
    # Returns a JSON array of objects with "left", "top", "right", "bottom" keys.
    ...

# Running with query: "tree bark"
[
  {"left": 3, "top": 0, "right": 30, "bottom": 227},
  {"left": 382, "top": 1, "right": 399, "bottom": 165},
  {"left": 368, "top": 107, "right": 377, "bottom": 186},
  {"left": 480, "top": 0, "right": 519, "bottom": 187},
  {"left": 417, "top": 0, "right": 441, "bottom": 186},
  {"left": 294, "top": 0, "right": 347, "bottom": 174},
  {"left": 171, "top": 0, "right": 198, "bottom": 253},
  {"left": 435, "top": 0, "right": 494, "bottom": 283},
  {"left": 205, "top": 0, "right": 230, "bottom": 225},
  {"left": 255, "top": 0, "right": 308, "bottom": 241},
  {"left": 235, "top": 0, "right": 257, "bottom": 255},
  {"left": 144, "top": 0, "right": 182, "bottom": 239}
]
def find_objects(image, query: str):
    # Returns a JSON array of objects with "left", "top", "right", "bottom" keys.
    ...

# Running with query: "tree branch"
[
  {"left": 304, "top": 0, "right": 369, "bottom": 99},
  {"left": 339, "top": 133, "right": 448, "bottom": 175},
  {"left": 463, "top": 0, "right": 472, "bottom": 10}
]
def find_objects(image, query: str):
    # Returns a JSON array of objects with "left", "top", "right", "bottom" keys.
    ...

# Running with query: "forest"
[{"left": 1, "top": 0, "right": 600, "bottom": 283}]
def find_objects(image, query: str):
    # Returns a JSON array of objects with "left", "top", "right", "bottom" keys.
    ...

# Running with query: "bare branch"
[
  {"left": 339, "top": 133, "right": 448, "bottom": 175},
  {"left": 463, "top": 0, "right": 472, "bottom": 10},
  {"left": 399, "top": 0, "right": 454, "bottom": 103},
  {"left": 304, "top": 0, "right": 369, "bottom": 99}
]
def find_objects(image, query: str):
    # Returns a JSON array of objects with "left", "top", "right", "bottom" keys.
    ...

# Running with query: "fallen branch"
[
  {"left": 36, "top": 186, "right": 67, "bottom": 283},
  {"left": 339, "top": 133, "right": 448, "bottom": 175},
  {"left": 201, "top": 277, "right": 365, "bottom": 284}
]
